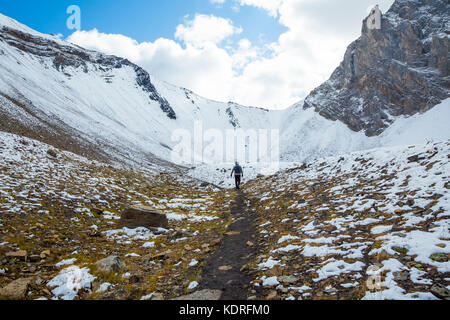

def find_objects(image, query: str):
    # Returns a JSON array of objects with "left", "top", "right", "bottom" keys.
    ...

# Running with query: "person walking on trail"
[{"left": 231, "top": 162, "right": 244, "bottom": 190}]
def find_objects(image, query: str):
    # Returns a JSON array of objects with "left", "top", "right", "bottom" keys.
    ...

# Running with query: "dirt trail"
[{"left": 199, "top": 190, "right": 257, "bottom": 300}]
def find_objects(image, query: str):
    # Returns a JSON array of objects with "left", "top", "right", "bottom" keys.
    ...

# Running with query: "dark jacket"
[{"left": 231, "top": 165, "right": 243, "bottom": 177}]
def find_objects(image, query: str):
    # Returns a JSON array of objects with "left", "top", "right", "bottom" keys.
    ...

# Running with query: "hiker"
[{"left": 231, "top": 162, "right": 244, "bottom": 190}]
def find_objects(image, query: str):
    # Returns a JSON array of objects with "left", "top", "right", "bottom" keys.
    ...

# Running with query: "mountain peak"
[{"left": 303, "top": 0, "right": 449, "bottom": 136}]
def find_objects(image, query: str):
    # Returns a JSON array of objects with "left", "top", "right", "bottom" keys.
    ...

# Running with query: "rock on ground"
[
  {"left": 430, "top": 285, "right": 450, "bottom": 300},
  {"left": 96, "top": 256, "right": 126, "bottom": 274},
  {"left": 119, "top": 206, "right": 169, "bottom": 229},
  {"left": 0, "top": 278, "right": 32, "bottom": 299}
]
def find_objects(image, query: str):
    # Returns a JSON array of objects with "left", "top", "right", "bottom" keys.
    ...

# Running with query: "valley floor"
[{"left": 0, "top": 132, "right": 449, "bottom": 300}]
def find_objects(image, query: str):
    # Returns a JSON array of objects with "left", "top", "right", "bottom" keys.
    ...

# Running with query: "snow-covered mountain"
[
  {"left": 0, "top": 13, "right": 279, "bottom": 171},
  {"left": 0, "top": 0, "right": 449, "bottom": 176}
]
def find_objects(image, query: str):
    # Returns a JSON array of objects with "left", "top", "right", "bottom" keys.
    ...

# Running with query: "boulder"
[
  {"left": 151, "top": 292, "right": 165, "bottom": 300},
  {"left": 40, "top": 250, "right": 51, "bottom": 259},
  {"left": 119, "top": 206, "right": 169, "bottom": 229},
  {"left": 47, "top": 149, "right": 57, "bottom": 158},
  {"left": 430, "top": 285, "right": 450, "bottom": 300},
  {"left": 150, "top": 250, "right": 177, "bottom": 261},
  {"left": 96, "top": 256, "right": 126, "bottom": 274},
  {"left": 210, "top": 239, "right": 221, "bottom": 247},
  {"left": 429, "top": 253, "right": 448, "bottom": 263},
  {"left": 407, "top": 155, "right": 425, "bottom": 163},
  {"left": 278, "top": 275, "right": 299, "bottom": 284},
  {"left": 0, "top": 278, "right": 32, "bottom": 299},
  {"left": 5, "top": 250, "right": 27, "bottom": 261},
  {"left": 266, "top": 291, "right": 278, "bottom": 300},
  {"left": 393, "top": 271, "right": 409, "bottom": 282}
]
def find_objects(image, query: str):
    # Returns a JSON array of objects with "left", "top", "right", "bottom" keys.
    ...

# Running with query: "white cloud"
[
  {"left": 68, "top": 0, "right": 395, "bottom": 110},
  {"left": 233, "top": 0, "right": 395, "bottom": 108},
  {"left": 238, "top": 0, "right": 282, "bottom": 17},
  {"left": 175, "top": 14, "right": 242, "bottom": 48}
]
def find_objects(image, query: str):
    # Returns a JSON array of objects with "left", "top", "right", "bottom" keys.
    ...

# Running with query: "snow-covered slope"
[
  {"left": 190, "top": 98, "right": 449, "bottom": 188},
  {"left": 280, "top": 98, "right": 450, "bottom": 162},
  {"left": 245, "top": 139, "right": 450, "bottom": 300}
]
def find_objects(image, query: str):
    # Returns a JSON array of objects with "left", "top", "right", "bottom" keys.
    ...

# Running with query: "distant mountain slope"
[
  {"left": 189, "top": 98, "right": 450, "bottom": 188},
  {"left": 279, "top": 98, "right": 450, "bottom": 164},
  {"left": 302, "top": 0, "right": 449, "bottom": 136}
]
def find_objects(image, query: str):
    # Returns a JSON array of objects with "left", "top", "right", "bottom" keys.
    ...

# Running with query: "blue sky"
[{"left": 0, "top": 0, "right": 286, "bottom": 44}]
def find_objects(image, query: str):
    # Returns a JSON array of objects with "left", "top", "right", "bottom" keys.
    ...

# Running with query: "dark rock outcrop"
[
  {"left": 226, "top": 104, "right": 240, "bottom": 128},
  {"left": 134, "top": 66, "right": 176, "bottom": 119},
  {"left": 303, "top": 0, "right": 449, "bottom": 136},
  {"left": 119, "top": 206, "right": 169, "bottom": 229}
]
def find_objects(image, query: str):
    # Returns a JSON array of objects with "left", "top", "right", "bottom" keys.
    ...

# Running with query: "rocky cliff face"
[{"left": 303, "top": 0, "right": 449, "bottom": 136}]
